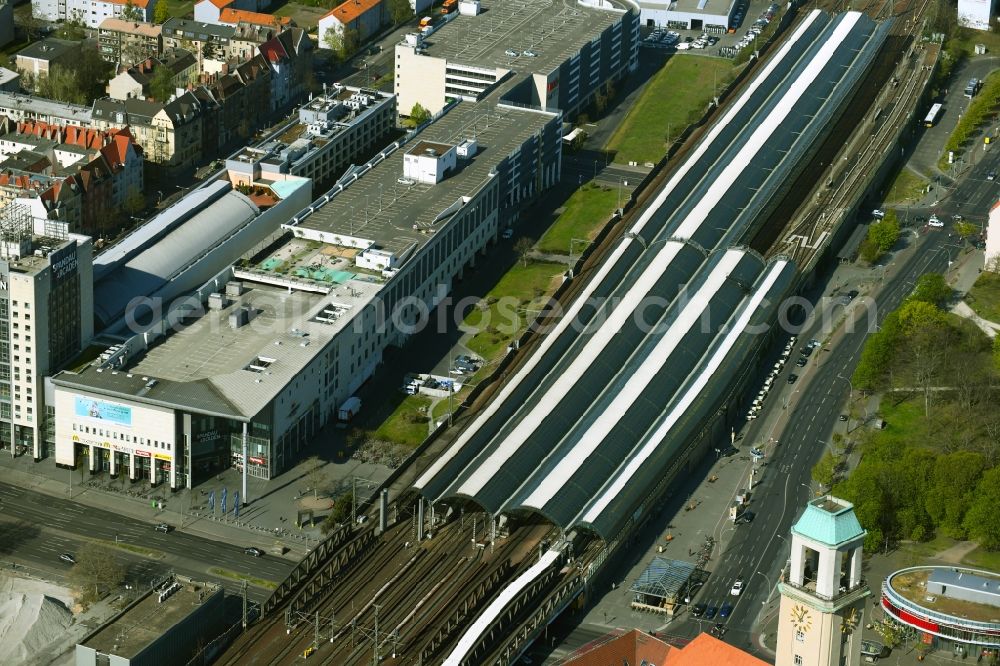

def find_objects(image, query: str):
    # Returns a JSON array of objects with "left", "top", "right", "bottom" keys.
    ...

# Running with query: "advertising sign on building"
[{"left": 74, "top": 396, "right": 133, "bottom": 427}]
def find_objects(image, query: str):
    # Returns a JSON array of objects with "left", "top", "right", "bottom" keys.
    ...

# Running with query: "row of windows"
[{"left": 71, "top": 422, "right": 171, "bottom": 449}]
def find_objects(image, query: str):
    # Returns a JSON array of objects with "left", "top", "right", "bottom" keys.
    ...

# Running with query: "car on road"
[
  {"left": 787, "top": 373, "right": 798, "bottom": 384},
  {"left": 154, "top": 523, "right": 171, "bottom": 533},
  {"left": 719, "top": 602, "right": 733, "bottom": 618},
  {"left": 848, "top": 290, "right": 859, "bottom": 300},
  {"left": 750, "top": 447, "right": 764, "bottom": 457},
  {"left": 501, "top": 228, "right": 513, "bottom": 239},
  {"left": 989, "top": 170, "right": 997, "bottom": 181},
  {"left": 244, "top": 547, "right": 264, "bottom": 557},
  {"left": 872, "top": 209, "right": 885, "bottom": 219},
  {"left": 737, "top": 511, "right": 756, "bottom": 525},
  {"left": 59, "top": 553, "right": 76, "bottom": 564},
  {"left": 730, "top": 580, "right": 744, "bottom": 596},
  {"left": 704, "top": 606, "right": 718, "bottom": 619},
  {"left": 928, "top": 214, "right": 943, "bottom": 227},
  {"left": 692, "top": 603, "right": 707, "bottom": 617}
]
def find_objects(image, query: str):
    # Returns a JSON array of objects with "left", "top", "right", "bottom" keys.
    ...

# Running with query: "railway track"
[
  {"left": 762, "top": 0, "right": 935, "bottom": 264},
  {"left": 218, "top": 511, "right": 552, "bottom": 665}
]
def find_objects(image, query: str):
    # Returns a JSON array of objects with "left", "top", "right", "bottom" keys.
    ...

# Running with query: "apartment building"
[
  {"left": 98, "top": 18, "right": 163, "bottom": 66},
  {"left": 32, "top": 0, "right": 156, "bottom": 29},
  {"left": 318, "top": 0, "right": 388, "bottom": 48},
  {"left": 0, "top": 93, "right": 93, "bottom": 127},
  {"left": 91, "top": 93, "right": 203, "bottom": 172},
  {"left": 15, "top": 39, "right": 79, "bottom": 80},
  {"left": 106, "top": 50, "right": 199, "bottom": 102},
  {"left": 193, "top": 0, "right": 271, "bottom": 24}
]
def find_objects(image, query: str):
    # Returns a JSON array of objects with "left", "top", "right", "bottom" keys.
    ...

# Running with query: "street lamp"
[{"left": 837, "top": 374, "right": 853, "bottom": 404}]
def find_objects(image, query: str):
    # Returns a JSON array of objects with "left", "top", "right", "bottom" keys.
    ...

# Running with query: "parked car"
[
  {"left": 523, "top": 49, "right": 537, "bottom": 57},
  {"left": 501, "top": 228, "right": 513, "bottom": 239},
  {"left": 872, "top": 209, "right": 886, "bottom": 219},
  {"left": 737, "top": 510, "right": 756, "bottom": 525},
  {"left": 704, "top": 606, "right": 718, "bottom": 619},
  {"left": 504, "top": 49, "right": 519, "bottom": 57},
  {"left": 787, "top": 373, "right": 798, "bottom": 384},
  {"left": 795, "top": 356, "right": 808, "bottom": 367},
  {"left": 719, "top": 603, "right": 733, "bottom": 618},
  {"left": 154, "top": 523, "right": 171, "bottom": 533},
  {"left": 839, "top": 414, "right": 849, "bottom": 422},
  {"left": 989, "top": 170, "right": 997, "bottom": 181},
  {"left": 692, "top": 603, "right": 707, "bottom": 617}
]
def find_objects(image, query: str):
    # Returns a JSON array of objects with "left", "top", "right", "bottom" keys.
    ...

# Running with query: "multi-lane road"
[
  {"left": 0, "top": 483, "right": 294, "bottom": 602},
  {"left": 667, "top": 216, "right": 962, "bottom": 655}
]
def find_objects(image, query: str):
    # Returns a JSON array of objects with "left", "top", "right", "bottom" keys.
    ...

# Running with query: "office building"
[
  {"left": 393, "top": 0, "right": 638, "bottom": 118},
  {"left": 0, "top": 204, "right": 93, "bottom": 459}
]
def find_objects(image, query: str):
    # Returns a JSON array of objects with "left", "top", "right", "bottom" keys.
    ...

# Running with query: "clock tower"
[{"left": 775, "top": 495, "right": 870, "bottom": 666}]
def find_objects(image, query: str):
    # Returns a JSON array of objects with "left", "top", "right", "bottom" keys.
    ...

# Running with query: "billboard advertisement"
[{"left": 74, "top": 396, "right": 133, "bottom": 427}]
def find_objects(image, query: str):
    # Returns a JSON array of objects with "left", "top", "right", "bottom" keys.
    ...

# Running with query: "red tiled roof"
[
  {"left": 259, "top": 35, "right": 289, "bottom": 63},
  {"left": 204, "top": 0, "right": 234, "bottom": 8},
  {"left": 321, "top": 0, "right": 383, "bottom": 25},
  {"left": 562, "top": 629, "right": 673, "bottom": 666},
  {"left": 107, "top": 0, "right": 151, "bottom": 8},
  {"left": 665, "top": 633, "right": 771, "bottom": 666},
  {"left": 219, "top": 8, "right": 291, "bottom": 27}
]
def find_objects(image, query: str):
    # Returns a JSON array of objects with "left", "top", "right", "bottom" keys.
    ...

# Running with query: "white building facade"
[
  {"left": 32, "top": 0, "right": 156, "bottom": 29},
  {"left": 958, "top": 0, "right": 994, "bottom": 30}
]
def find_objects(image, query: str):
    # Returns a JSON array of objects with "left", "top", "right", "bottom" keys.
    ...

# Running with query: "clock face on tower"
[
  {"left": 842, "top": 606, "right": 859, "bottom": 634},
  {"left": 790, "top": 603, "right": 813, "bottom": 632}
]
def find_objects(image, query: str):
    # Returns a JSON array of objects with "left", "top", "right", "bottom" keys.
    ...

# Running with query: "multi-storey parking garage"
[{"left": 218, "top": 11, "right": 893, "bottom": 666}]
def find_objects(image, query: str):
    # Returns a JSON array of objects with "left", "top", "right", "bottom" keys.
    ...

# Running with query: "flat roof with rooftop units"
[
  {"left": 77, "top": 577, "right": 226, "bottom": 666},
  {"left": 289, "top": 101, "right": 555, "bottom": 256},
  {"left": 423, "top": 0, "right": 625, "bottom": 73}
]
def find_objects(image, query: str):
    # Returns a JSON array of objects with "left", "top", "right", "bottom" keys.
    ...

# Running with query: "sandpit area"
[{"left": 0, "top": 574, "right": 75, "bottom": 665}]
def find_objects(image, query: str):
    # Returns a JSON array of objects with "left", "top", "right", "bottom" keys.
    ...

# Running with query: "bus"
[
  {"left": 924, "top": 103, "right": 942, "bottom": 128},
  {"left": 419, "top": 15, "right": 433, "bottom": 28},
  {"left": 441, "top": 0, "right": 457, "bottom": 14}
]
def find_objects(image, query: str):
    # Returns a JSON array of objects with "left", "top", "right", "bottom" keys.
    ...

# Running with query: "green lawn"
[
  {"left": 537, "top": 183, "right": 620, "bottom": 255},
  {"left": 962, "top": 545, "right": 1000, "bottom": 571},
  {"left": 161, "top": 0, "right": 194, "bottom": 17},
  {"left": 884, "top": 167, "right": 927, "bottom": 205},
  {"left": 606, "top": 55, "right": 734, "bottom": 165},
  {"left": 965, "top": 271, "right": 1000, "bottom": 323},
  {"left": 372, "top": 395, "right": 433, "bottom": 448},
  {"left": 464, "top": 261, "right": 564, "bottom": 361},
  {"left": 209, "top": 567, "right": 278, "bottom": 590},
  {"left": 870, "top": 397, "right": 927, "bottom": 447}
]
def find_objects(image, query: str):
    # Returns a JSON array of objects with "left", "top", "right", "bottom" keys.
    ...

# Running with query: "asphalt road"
[
  {"left": 664, "top": 225, "right": 956, "bottom": 655},
  {"left": 0, "top": 483, "right": 294, "bottom": 602}
]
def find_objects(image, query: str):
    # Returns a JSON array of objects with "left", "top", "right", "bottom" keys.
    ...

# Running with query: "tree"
[
  {"left": 388, "top": 0, "right": 414, "bottom": 25},
  {"left": 869, "top": 216, "right": 900, "bottom": 253},
  {"left": 909, "top": 273, "right": 952, "bottom": 308},
  {"left": 148, "top": 64, "right": 175, "bottom": 102},
  {"left": 964, "top": 467, "right": 1000, "bottom": 550},
  {"left": 324, "top": 26, "right": 359, "bottom": 62},
  {"left": 897, "top": 299, "right": 952, "bottom": 417},
  {"left": 811, "top": 451, "right": 837, "bottom": 488},
  {"left": 35, "top": 67, "right": 86, "bottom": 105},
  {"left": 925, "top": 451, "right": 985, "bottom": 538},
  {"left": 409, "top": 102, "right": 431, "bottom": 125},
  {"left": 69, "top": 543, "right": 126, "bottom": 604},
  {"left": 304, "top": 456, "right": 327, "bottom": 499},
  {"left": 320, "top": 492, "right": 353, "bottom": 533},
  {"left": 955, "top": 221, "right": 979, "bottom": 240},
  {"left": 154, "top": 0, "right": 170, "bottom": 24},
  {"left": 514, "top": 236, "right": 534, "bottom": 267},
  {"left": 123, "top": 187, "right": 145, "bottom": 218},
  {"left": 55, "top": 12, "right": 87, "bottom": 40},
  {"left": 121, "top": 0, "right": 144, "bottom": 21}
]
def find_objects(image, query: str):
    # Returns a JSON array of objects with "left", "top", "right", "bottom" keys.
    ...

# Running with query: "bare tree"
[
  {"left": 514, "top": 237, "right": 534, "bottom": 267},
  {"left": 304, "top": 456, "right": 328, "bottom": 499},
  {"left": 69, "top": 544, "right": 125, "bottom": 605}
]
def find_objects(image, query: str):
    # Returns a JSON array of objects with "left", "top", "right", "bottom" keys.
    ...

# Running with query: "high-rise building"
[
  {"left": 776, "top": 495, "right": 871, "bottom": 666},
  {"left": 0, "top": 204, "right": 92, "bottom": 459}
]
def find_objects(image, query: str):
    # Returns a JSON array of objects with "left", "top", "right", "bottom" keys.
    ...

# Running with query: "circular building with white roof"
[{"left": 881, "top": 566, "right": 1000, "bottom": 660}]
